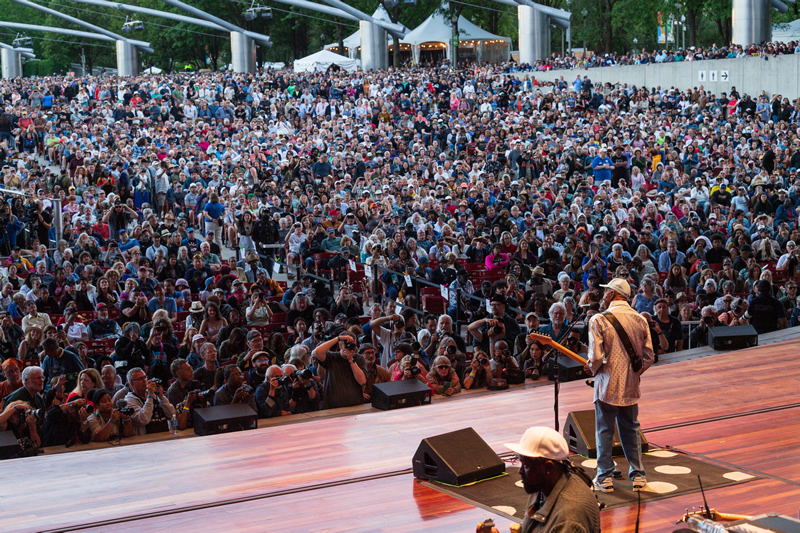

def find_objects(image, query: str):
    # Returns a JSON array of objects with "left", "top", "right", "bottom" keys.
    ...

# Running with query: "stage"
[{"left": 3, "top": 336, "right": 800, "bottom": 533}]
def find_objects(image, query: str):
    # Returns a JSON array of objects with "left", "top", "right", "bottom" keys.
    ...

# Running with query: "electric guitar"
[{"left": 528, "top": 332, "right": 588, "bottom": 366}]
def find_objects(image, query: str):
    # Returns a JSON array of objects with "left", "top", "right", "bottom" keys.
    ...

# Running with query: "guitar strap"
[{"left": 601, "top": 311, "right": 643, "bottom": 372}]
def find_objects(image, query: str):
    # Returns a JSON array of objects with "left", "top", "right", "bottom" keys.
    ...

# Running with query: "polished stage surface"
[{"left": 3, "top": 338, "right": 800, "bottom": 533}]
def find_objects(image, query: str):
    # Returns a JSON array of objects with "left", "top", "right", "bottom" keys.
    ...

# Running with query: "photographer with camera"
[
  {"left": 245, "top": 289, "right": 274, "bottom": 326},
  {"left": 113, "top": 323, "right": 150, "bottom": 382},
  {"left": 213, "top": 365, "right": 257, "bottom": 412},
  {"left": 167, "top": 358, "right": 213, "bottom": 430},
  {"left": 124, "top": 367, "right": 177, "bottom": 436},
  {"left": 462, "top": 352, "right": 493, "bottom": 390},
  {"left": 360, "top": 343, "right": 390, "bottom": 402},
  {"left": 146, "top": 319, "right": 178, "bottom": 383},
  {"left": 40, "top": 389, "right": 92, "bottom": 447},
  {"left": 490, "top": 340, "right": 521, "bottom": 380},
  {"left": 312, "top": 332, "right": 367, "bottom": 409},
  {"left": 85, "top": 388, "right": 134, "bottom": 442},
  {"left": 425, "top": 354, "right": 461, "bottom": 397},
  {"left": 330, "top": 286, "right": 361, "bottom": 319},
  {"left": 0, "top": 401, "right": 41, "bottom": 456},
  {"left": 468, "top": 295, "right": 519, "bottom": 353},
  {"left": 689, "top": 305, "right": 720, "bottom": 348},
  {"left": 40, "top": 337, "right": 85, "bottom": 394},
  {"left": 283, "top": 363, "right": 320, "bottom": 414},
  {"left": 255, "top": 365, "right": 291, "bottom": 418},
  {"left": 370, "top": 313, "right": 408, "bottom": 367}
]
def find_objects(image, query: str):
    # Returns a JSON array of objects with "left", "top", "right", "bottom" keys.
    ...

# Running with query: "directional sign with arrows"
[{"left": 720, "top": 70, "right": 729, "bottom": 82}]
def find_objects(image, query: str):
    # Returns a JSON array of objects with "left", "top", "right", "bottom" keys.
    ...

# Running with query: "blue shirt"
[
  {"left": 591, "top": 156, "right": 613, "bottom": 182},
  {"left": 119, "top": 238, "right": 140, "bottom": 253},
  {"left": 147, "top": 296, "right": 177, "bottom": 316},
  {"left": 204, "top": 201, "right": 225, "bottom": 223}
]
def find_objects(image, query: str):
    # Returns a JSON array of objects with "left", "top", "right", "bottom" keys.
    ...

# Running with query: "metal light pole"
[
  {"left": 581, "top": 8, "right": 587, "bottom": 55},
  {"left": 681, "top": 14, "right": 686, "bottom": 49}
]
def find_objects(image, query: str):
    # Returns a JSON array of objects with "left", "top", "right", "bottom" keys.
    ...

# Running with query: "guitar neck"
[{"left": 539, "top": 337, "right": 587, "bottom": 366}]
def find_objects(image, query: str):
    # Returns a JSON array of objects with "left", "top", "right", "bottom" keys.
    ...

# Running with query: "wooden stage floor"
[{"left": 3, "top": 339, "right": 800, "bottom": 533}]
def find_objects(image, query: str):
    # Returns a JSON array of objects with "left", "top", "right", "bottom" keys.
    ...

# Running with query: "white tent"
[
  {"left": 325, "top": 6, "right": 410, "bottom": 59},
  {"left": 772, "top": 20, "right": 800, "bottom": 43},
  {"left": 293, "top": 49, "right": 359, "bottom": 73},
  {"left": 401, "top": 5, "right": 511, "bottom": 64}
]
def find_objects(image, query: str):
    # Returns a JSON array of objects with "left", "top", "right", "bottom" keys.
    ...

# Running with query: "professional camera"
[
  {"left": 492, "top": 324, "right": 504, "bottom": 335},
  {"left": 277, "top": 376, "right": 293, "bottom": 385},
  {"left": 151, "top": 378, "right": 163, "bottom": 387},
  {"left": 116, "top": 400, "right": 134, "bottom": 416},
  {"left": 446, "top": 344, "right": 457, "bottom": 355},
  {"left": 24, "top": 203, "right": 39, "bottom": 222},
  {"left": 187, "top": 381, "right": 214, "bottom": 402},
  {"left": 477, "top": 357, "right": 489, "bottom": 366},
  {"left": 292, "top": 368, "right": 313, "bottom": 380},
  {"left": 240, "top": 384, "right": 253, "bottom": 394},
  {"left": 26, "top": 408, "right": 45, "bottom": 420},
  {"left": 408, "top": 356, "right": 421, "bottom": 376},
  {"left": 342, "top": 341, "right": 357, "bottom": 351}
]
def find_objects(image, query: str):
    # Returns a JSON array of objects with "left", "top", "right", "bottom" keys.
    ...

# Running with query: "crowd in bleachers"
[
  {"left": 0, "top": 60, "right": 796, "bottom": 455},
  {"left": 513, "top": 40, "right": 800, "bottom": 73}
]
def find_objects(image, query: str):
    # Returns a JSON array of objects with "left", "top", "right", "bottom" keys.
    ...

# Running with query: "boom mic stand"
[{"left": 543, "top": 307, "right": 587, "bottom": 432}]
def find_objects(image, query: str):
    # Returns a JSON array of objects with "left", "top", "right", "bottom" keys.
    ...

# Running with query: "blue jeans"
[{"left": 594, "top": 400, "right": 645, "bottom": 482}]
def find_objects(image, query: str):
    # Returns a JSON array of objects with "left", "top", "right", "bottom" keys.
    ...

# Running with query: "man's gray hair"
[
  {"left": 126, "top": 367, "right": 145, "bottom": 383},
  {"left": 22, "top": 365, "right": 43, "bottom": 382},
  {"left": 548, "top": 302, "right": 567, "bottom": 320}
]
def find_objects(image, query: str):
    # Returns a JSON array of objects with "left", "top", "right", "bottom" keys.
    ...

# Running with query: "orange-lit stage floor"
[{"left": 3, "top": 338, "right": 800, "bottom": 533}]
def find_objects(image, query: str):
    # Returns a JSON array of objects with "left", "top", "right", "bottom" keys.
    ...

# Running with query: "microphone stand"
[{"left": 545, "top": 308, "right": 587, "bottom": 433}]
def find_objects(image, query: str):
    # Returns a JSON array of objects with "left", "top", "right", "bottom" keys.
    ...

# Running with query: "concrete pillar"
[
  {"left": 732, "top": 0, "right": 771, "bottom": 46},
  {"left": 230, "top": 31, "right": 256, "bottom": 73},
  {"left": 360, "top": 21, "right": 387, "bottom": 71},
  {"left": 116, "top": 40, "right": 139, "bottom": 77},
  {"left": 1, "top": 48, "right": 23, "bottom": 79},
  {"left": 518, "top": 5, "right": 550, "bottom": 65}
]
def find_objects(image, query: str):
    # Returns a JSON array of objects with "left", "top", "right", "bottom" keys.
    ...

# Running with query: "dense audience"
[
  {"left": 519, "top": 40, "right": 800, "bottom": 73},
  {"left": 0, "top": 59, "right": 797, "bottom": 454}
]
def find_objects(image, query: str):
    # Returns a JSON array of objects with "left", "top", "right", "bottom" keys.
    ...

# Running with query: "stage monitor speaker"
[
  {"left": 193, "top": 404, "right": 258, "bottom": 436},
  {"left": 372, "top": 379, "right": 431, "bottom": 411},
  {"left": 412, "top": 427, "right": 505, "bottom": 486},
  {"left": 0, "top": 430, "right": 20, "bottom": 460},
  {"left": 547, "top": 356, "right": 588, "bottom": 382},
  {"left": 708, "top": 325, "right": 758, "bottom": 351},
  {"left": 563, "top": 410, "right": 648, "bottom": 459}
]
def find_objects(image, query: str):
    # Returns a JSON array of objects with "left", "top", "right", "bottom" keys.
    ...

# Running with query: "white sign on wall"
[
  {"left": 720, "top": 70, "right": 729, "bottom": 82},
  {"left": 698, "top": 71, "right": 707, "bottom": 82},
  {"left": 709, "top": 71, "right": 718, "bottom": 82}
]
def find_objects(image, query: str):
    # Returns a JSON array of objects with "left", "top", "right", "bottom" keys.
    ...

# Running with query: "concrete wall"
[{"left": 517, "top": 54, "right": 800, "bottom": 99}]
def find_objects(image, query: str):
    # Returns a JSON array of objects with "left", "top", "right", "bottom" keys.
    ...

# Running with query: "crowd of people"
[
  {"left": 0, "top": 57, "right": 797, "bottom": 454},
  {"left": 521, "top": 40, "right": 800, "bottom": 73}
]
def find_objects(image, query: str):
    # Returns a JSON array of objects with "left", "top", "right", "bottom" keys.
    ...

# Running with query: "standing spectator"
[{"left": 311, "top": 332, "right": 366, "bottom": 409}]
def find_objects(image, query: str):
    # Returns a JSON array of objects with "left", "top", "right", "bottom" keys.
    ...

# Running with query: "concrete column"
[
  {"left": 518, "top": 5, "right": 550, "bottom": 65},
  {"left": 732, "top": 0, "right": 771, "bottom": 46},
  {"left": 231, "top": 31, "right": 256, "bottom": 73},
  {"left": 360, "top": 21, "right": 387, "bottom": 71},
  {"left": 116, "top": 40, "right": 139, "bottom": 77},
  {"left": 1, "top": 48, "right": 23, "bottom": 79}
]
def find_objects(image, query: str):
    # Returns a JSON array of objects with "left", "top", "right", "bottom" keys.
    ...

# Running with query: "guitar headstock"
[{"left": 529, "top": 331, "right": 555, "bottom": 346}]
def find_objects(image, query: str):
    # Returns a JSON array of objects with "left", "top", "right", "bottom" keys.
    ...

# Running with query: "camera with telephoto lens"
[
  {"left": 292, "top": 368, "right": 313, "bottom": 381},
  {"left": 446, "top": 344, "right": 456, "bottom": 355},
  {"left": 408, "top": 356, "right": 421, "bottom": 376},
  {"left": 116, "top": 400, "right": 134, "bottom": 416},
  {"left": 187, "top": 381, "right": 214, "bottom": 402},
  {"left": 492, "top": 324, "right": 504, "bottom": 335},
  {"left": 342, "top": 340, "right": 357, "bottom": 351},
  {"left": 26, "top": 408, "right": 45, "bottom": 421}
]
